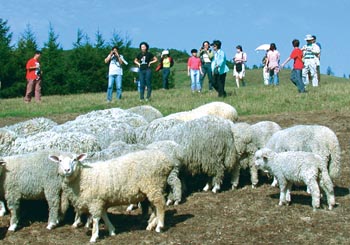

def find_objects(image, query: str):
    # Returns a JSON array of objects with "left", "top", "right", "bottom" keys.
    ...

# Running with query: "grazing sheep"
[
  {"left": 250, "top": 121, "right": 282, "bottom": 150},
  {"left": 254, "top": 148, "right": 335, "bottom": 210},
  {"left": 0, "top": 151, "right": 71, "bottom": 231},
  {"left": 49, "top": 148, "right": 180, "bottom": 243},
  {"left": 265, "top": 125, "right": 341, "bottom": 181},
  {"left": 154, "top": 115, "right": 238, "bottom": 193},
  {"left": 5, "top": 117, "right": 57, "bottom": 137},
  {"left": 164, "top": 101, "right": 238, "bottom": 122},
  {"left": 127, "top": 105, "right": 164, "bottom": 123}
]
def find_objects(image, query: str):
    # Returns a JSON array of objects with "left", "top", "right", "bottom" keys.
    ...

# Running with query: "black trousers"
[{"left": 213, "top": 72, "right": 227, "bottom": 97}]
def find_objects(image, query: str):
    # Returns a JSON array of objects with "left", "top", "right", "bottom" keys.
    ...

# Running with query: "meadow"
[{"left": 1, "top": 65, "right": 350, "bottom": 244}]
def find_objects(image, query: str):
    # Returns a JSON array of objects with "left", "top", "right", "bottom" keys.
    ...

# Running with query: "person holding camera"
[
  {"left": 24, "top": 50, "right": 42, "bottom": 103},
  {"left": 199, "top": 41, "right": 214, "bottom": 91},
  {"left": 104, "top": 46, "right": 128, "bottom": 102}
]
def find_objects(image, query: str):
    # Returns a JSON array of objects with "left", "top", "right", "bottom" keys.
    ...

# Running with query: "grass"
[{"left": 1, "top": 63, "right": 350, "bottom": 125}]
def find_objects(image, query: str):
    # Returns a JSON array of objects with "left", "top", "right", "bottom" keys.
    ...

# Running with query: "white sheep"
[
  {"left": 265, "top": 124, "right": 341, "bottom": 186},
  {"left": 126, "top": 105, "right": 164, "bottom": 123},
  {"left": 250, "top": 121, "right": 282, "bottom": 150},
  {"left": 4, "top": 117, "right": 57, "bottom": 137},
  {"left": 164, "top": 101, "right": 238, "bottom": 122},
  {"left": 254, "top": 148, "right": 335, "bottom": 210},
  {"left": 49, "top": 148, "right": 180, "bottom": 243},
  {"left": 0, "top": 128, "right": 17, "bottom": 156},
  {"left": 154, "top": 115, "right": 238, "bottom": 193},
  {"left": 0, "top": 151, "right": 71, "bottom": 231}
]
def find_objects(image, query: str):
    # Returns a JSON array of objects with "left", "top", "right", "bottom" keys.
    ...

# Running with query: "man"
[
  {"left": 24, "top": 50, "right": 42, "bottom": 103},
  {"left": 312, "top": 35, "right": 322, "bottom": 84},
  {"left": 302, "top": 34, "right": 320, "bottom": 87}
]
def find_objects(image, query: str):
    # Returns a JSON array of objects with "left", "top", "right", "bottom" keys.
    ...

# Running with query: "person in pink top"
[
  {"left": 266, "top": 43, "right": 280, "bottom": 86},
  {"left": 281, "top": 39, "right": 306, "bottom": 93},
  {"left": 24, "top": 50, "right": 42, "bottom": 103},
  {"left": 187, "top": 49, "right": 203, "bottom": 93}
]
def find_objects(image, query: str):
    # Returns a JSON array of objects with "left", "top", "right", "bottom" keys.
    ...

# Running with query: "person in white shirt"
[
  {"left": 233, "top": 45, "right": 247, "bottom": 88},
  {"left": 104, "top": 46, "right": 128, "bottom": 102},
  {"left": 302, "top": 34, "right": 320, "bottom": 87}
]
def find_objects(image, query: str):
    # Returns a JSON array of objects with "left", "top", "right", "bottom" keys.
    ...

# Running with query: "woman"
[
  {"left": 134, "top": 42, "right": 158, "bottom": 102},
  {"left": 211, "top": 40, "right": 230, "bottom": 97},
  {"left": 233, "top": 45, "right": 247, "bottom": 88},
  {"left": 266, "top": 43, "right": 280, "bottom": 86}
]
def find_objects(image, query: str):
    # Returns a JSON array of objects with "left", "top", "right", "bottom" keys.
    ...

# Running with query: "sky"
[{"left": 2, "top": 0, "right": 349, "bottom": 77}]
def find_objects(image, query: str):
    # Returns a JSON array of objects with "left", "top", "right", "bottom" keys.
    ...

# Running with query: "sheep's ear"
[
  {"left": 48, "top": 155, "right": 60, "bottom": 163},
  {"left": 76, "top": 153, "right": 87, "bottom": 162}
]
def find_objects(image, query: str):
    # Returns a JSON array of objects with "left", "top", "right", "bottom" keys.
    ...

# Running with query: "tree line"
[{"left": 0, "top": 19, "right": 189, "bottom": 99}]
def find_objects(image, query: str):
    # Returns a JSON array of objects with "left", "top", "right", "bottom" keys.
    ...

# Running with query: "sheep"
[
  {"left": 126, "top": 105, "right": 164, "bottom": 123},
  {"left": 250, "top": 121, "right": 282, "bottom": 150},
  {"left": 0, "top": 128, "right": 16, "bottom": 156},
  {"left": 4, "top": 117, "right": 57, "bottom": 137},
  {"left": 265, "top": 125, "right": 341, "bottom": 186},
  {"left": 0, "top": 151, "right": 71, "bottom": 231},
  {"left": 49, "top": 148, "right": 180, "bottom": 243},
  {"left": 254, "top": 148, "right": 335, "bottom": 211},
  {"left": 154, "top": 115, "right": 238, "bottom": 193},
  {"left": 164, "top": 101, "right": 238, "bottom": 122}
]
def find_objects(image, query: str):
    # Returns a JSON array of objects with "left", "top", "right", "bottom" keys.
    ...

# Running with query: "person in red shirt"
[
  {"left": 24, "top": 50, "right": 42, "bottom": 102},
  {"left": 281, "top": 39, "right": 306, "bottom": 93}
]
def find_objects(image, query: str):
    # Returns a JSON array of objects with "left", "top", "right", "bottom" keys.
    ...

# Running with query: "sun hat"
[
  {"left": 161, "top": 50, "right": 169, "bottom": 57},
  {"left": 304, "top": 34, "right": 314, "bottom": 41}
]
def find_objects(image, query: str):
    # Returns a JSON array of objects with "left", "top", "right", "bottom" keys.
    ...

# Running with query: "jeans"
[
  {"left": 107, "top": 74, "right": 122, "bottom": 101},
  {"left": 139, "top": 68, "right": 152, "bottom": 100},
  {"left": 200, "top": 63, "right": 213, "bottom": 90},
  {"left": 290, "top": 69, "right": 305, "bottom": 92},
  {"left": 162, "top": 68, "right": 170, "bottom": 89},
  {"left": 269, "top": 68, "right": 279, "bottom": 85},
  {"left": 190, "top": 69, "right": 201, "bottom": 91}
]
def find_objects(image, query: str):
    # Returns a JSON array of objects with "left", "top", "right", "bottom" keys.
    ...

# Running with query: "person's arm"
[
  {"left": 104, "top": 51, "right": 114, "bottom": 63},
  {"left": 281, "top": 57, "right": 291, "bottom": 68},
  {"left": 134, "top": 57, "right": 140, "bottom": 67},
  {"left": 149, "top": 56, "right": 158, "bottom": 66}
]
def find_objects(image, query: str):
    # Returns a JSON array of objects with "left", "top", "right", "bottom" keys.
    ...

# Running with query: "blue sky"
[{"left": 2, "top": 0, "right": 349, "bottom": 77}]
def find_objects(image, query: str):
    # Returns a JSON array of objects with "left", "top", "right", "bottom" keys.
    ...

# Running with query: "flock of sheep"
[{"left": 0, "top": 101, "right": 342, "bottom": 242}]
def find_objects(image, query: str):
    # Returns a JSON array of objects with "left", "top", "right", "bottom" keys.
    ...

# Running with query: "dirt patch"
[{"left": 0, "top": 111, "right": 349, "bottom": 244}]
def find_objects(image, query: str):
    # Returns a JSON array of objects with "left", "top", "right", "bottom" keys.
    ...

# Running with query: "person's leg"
[
  {"left": 34, "top": 79, "right": 42, "bottom": 101},
  {"left": 145, "top": 69, "right": 152, "bottom": 99},
  {"left": 139, "top": 71, "right": 146, "bottom": 100},
  {"left": 310, "top": 63, "right": 318, "bottom": 87},
  {"left": 116, "top": 75, "right": 122, "bottom": 99},
  {"left": 107, "top": 75, "right": 114, "bottom": 101},
  {"left": 195, "top": 70, "right": 201, "bottom": 91},
  {"left": 24, "top": 79, "right": 34, "bottom": 102}
]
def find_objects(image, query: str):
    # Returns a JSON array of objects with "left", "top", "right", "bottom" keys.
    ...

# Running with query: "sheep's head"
[
  {"left": 254, "top": 148, "right": 274, "bottom": 170},
  {"left": 49, "top": 153, "right": 87, "bottom": 180}
]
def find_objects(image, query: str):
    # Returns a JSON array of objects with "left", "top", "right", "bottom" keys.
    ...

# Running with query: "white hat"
[
  {"left": 161, "top": 50, "right": 169, "bottom": 57},
  {"left": 304, "top": 34, "right": 314, "bottom": 41}
]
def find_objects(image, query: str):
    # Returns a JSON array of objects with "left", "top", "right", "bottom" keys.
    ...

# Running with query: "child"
[{"left": 187, "top": 49, "right": 203, "bottom": 93}]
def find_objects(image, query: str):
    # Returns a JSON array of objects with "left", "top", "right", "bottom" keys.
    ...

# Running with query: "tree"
[{"left": 0, "top": 18, "right": 14, "bottom": 92}]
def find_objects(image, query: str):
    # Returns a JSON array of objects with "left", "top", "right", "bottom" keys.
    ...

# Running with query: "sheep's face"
[
  {"left": 254, "top": 149, "right": 270, "bottom": 170},
  {"left": 49, "top": 153, "right": 87, "bottom": 178}
]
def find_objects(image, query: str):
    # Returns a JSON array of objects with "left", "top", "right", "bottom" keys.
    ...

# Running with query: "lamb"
[
  {"left": 49, "top": 148, "right": 180, "bottom": 243},
  {"left": 0, "top": 151, "right": 71, "bottom": 231},
  {"left": 254, "top": 148, "right": 335, "bottom": 210},
  {"left": 265, "top": 125, "right": 341, "bottom": 186},
  {"left": 164, "top": 101, "right": 238, "bottom": 122},
  {"left": 154, "top": 115, "right": 238, "bottom": 193}
]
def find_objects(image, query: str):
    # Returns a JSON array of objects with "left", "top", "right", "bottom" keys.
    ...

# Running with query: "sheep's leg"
[
  {"left": 72, "top": 212, "right": 82, "bottom": 228},
  {"left": 278, "top": 179, "right": 287, "bottom": 206},
  {"left": 146, "top": 192, "right": 165, "bottom": 232},
  {"left": 319, "top": 171, "right": 336, "bottom": 210},
  {"left": 203, "top": 182, "right": 211, "bottom": 192},
  {"left": 90, "top": 217, "right": 100, "bottom": 243},
  {"left": 46, "top": 193, "right": 60, "bottom": 230},
  {"left": 126, "top": 204, "right": 136, "bottom": 212},
  {"left": 212, "top": 165, "right": 225, "bottom": 193},
  {"left": 166, "top": 168, "right": 182, "bottom": 205},
  {"left": 101, "top": 210, "right": 115, "bottom": 236},
  {"left": 230, "top": 164, "right": 241, "bottom": 190},
  {"left": 249, "top": 163, "right": 259, "bottom": 188},
  {"left": 271, "top": 176, "right": 279, "bottom": 187},
  {"left": 307, "top": 180, "right": 321, "bottom": 211},
  {"left": 7, "top": 198, "right": 20, "bottom": 231},
  {"left": 285, "top": 182, "right": 293, "bottom": 204},
  {"left": 0, "top": 201, "right": 6, "bottom": 216}
]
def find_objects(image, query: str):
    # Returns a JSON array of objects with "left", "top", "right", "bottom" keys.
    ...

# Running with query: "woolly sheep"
[
  {"left": 265, "top": 125, "right": 341, "bottom": 182},
  {"left": 250, "top": 121, "right": 282, "bottom": 150},
  {"left": 49, "top": 148, "right": 180, "bottom": 243},
  {"left": 126, "top": 105, "right": 164, "bottom": 123},
  {"left": 0, "top": 151, "right": 71, "bottom": 231},
  {"left": 254, "top": 148, "right": 335, "bottom": 210},
  {"left": 164, "top": 101, "right": 238, "bottom": 122},
  {"left": 154, "top": 115, "right": 238, "bottom": 193},
  {"left": 5, "top": 117, "right": 57, "bottom": 137},
  {"left": 0, "top": 128, "right": 16, "bottom": 156},
  {"left": 8, "top": 131, "right": 101, "bottom": 155}
]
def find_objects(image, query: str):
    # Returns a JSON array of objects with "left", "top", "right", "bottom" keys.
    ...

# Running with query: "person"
[
  {"left": 233, "top": 45, "right": 247, "bottom": 88},
  {"left": 187, "top": 49, "right": 203, "bottom": 93},
  {"left": 211, "top": 40, "right": 229, "bottom": 97},
  {"left": 156, "top": 50, "right": 174, "bottom": 90},
  {"left": 262, "top": 52, "right": 270, "bottom": 85},
  {"left": 281, "top": 39, "right": 306, "bottom": 93},
  {"left": 199, "top": 41, "right": 214, "bottom": 91},
  {"left": 312, "top": 35, "right": 322, "bottom": 84},
  {"left": 134, "top": 41, "right": 158, "bottom": 102},
  {"left": 104, "top": 46, "right": 128, "bottom": 102},
  {"left": 266, "top": 43, "right": 280, "bottom": 86},
  {"left": 24, "top": 50, "right": 42, "bottom": 103},
  {"left": 302, "top": 34, "right": 320, "bottom": 87}
]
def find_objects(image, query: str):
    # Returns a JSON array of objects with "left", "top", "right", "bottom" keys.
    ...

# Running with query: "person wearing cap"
[
  {"left": 233, "top": 45, "right": 247, "bottom": 88},
  {"left": 157, "top": 50, "right": 174, "bottom": 90},
  {"left": 301, "top": 34, "right": 320, "bottom": 87},
  {"left": 104, "top": 46, "right": 128, "bottom": 102},
  {"left": 199, "top": 41, "right": 214, "bottom": 91},
  {"left": 211, "top": 40, "right": 229, "bottom": 97},
  {"left": 187, "top": 48, "right": 203, "bottom": 93},
  {"left": 24, "top": 50, "right": 42, "bottom": 103}
]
